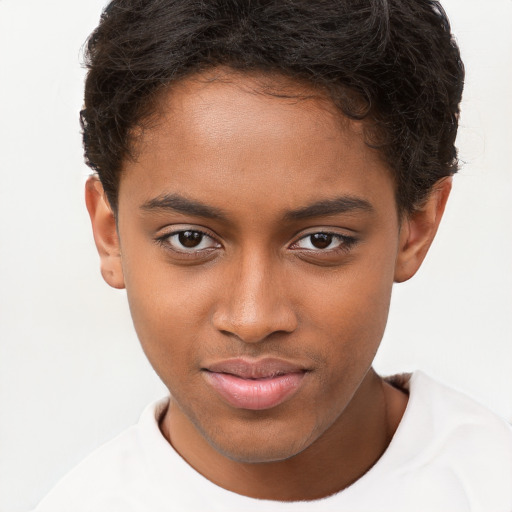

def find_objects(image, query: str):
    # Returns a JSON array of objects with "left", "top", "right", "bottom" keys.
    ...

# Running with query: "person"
[{"left": 32, "top": 0, "right": 512, "bottom": 510}]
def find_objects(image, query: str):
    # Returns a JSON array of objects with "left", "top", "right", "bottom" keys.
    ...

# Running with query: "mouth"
[{"left": 202, "top": 358, "right": 308, "bottom": 411}]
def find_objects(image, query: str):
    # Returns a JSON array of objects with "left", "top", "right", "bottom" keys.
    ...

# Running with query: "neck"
[{"left": 161, "top": 368, "right": 408, "bottom": 501}]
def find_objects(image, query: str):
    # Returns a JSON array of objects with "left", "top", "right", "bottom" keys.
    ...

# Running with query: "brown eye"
[
  {"left": 310, "top": 233, "right": 333, "bottom": 249},
  {"left": 178, "top": 230, "right": 203, "bottom": 248},
  {"left": 162, "top": 229, "right": 220, "bottom": 253},
  {"left": 292, "top": 231, "right": 356, "bottom": 253}
]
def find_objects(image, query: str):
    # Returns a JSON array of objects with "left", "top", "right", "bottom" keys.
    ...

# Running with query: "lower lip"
[{"left": 203, "top": 371, "right": 306, "bottom": 410}]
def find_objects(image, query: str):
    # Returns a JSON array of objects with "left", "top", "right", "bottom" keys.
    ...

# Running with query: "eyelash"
[
  {"left": 155, "top": 228, "right": 220, "bottom": 255},
  {"left": 290, "top": 232, "right": 357, "bottom": 254},
  {"left": 155, "top": 228, "right": 358, "bottom": 258}
]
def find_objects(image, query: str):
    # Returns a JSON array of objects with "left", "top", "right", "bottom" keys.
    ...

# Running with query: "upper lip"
[{"left": 203, "top": 358, "right": 307, "bottom": 379}]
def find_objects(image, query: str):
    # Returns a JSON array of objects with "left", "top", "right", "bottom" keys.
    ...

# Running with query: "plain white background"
[{"left": 0, "top": 1, "right": 511, "bottom": 510}]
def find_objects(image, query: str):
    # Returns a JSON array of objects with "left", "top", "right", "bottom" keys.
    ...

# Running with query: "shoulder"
[
  {"left": 382, "top": 371, "right": 512, "bottom": 510},
  {"left": 33, "top": 398, "right": 170, "bottom": 512},
  {"left": 405, "top": 371, "right": 512, "bottom": 443}
]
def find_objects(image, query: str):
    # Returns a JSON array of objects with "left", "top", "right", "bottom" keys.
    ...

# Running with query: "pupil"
[
  {"left": 179, "top": 231, "right": 203, "bottom": 248},
  {"left": 311, "top": 233, "right": 332, "bottom": 249}
]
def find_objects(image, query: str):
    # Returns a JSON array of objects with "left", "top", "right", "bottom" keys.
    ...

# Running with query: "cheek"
[
  {"left": 121, "top": 255, "right": 216, "bottom": 383},
  {"left": 298, "top": 251, "right": 396, "bottom": 377},
  {"left": 300, "top": 273, "right": 393, "bottom": 430},
  {"left": 302, "top": 262, "right": 394, "bottom": 340}
]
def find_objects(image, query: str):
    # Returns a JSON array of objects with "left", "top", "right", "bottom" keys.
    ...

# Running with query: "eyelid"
[
  {"left": 289, "top": 229, "right": 358, "bottom": 253},
  {"left": 290, "top": 227, "right": 356, "bottom": 243},
  {"left": 155, "top": 225, "right": 357, "bottom": 256},
  {"left": 156, "top": 224, "right": 221, "bottom": 241},
  {"left": 155, "top": 225, "right": 223, "bottom": 253}
]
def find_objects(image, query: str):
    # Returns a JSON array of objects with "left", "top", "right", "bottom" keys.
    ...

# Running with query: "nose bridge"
[{"left": 213, "top": 246, "right": 297, "bottom": 343}]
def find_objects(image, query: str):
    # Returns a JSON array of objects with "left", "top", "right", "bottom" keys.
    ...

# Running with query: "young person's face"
[{"left": 89, "top": 71, "right": 440, "bottom": 464}]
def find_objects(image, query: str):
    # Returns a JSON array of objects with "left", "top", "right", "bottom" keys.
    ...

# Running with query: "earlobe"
[
  {"left": 85, "top": 176, "right": 125, "bottom": 289},
  {"left": 394, "top": 177, "right": 452, "bottom": 283}
]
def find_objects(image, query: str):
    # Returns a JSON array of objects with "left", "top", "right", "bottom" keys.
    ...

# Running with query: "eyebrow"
[
  {"left": 284, "top": 196, "right": 374, "bottom": 221},
  {"left": 141, "top": 194, "right": 228, "bottom": 220},
  {"left": 141, "top": 193, "right": 374, "bottom": 222}
]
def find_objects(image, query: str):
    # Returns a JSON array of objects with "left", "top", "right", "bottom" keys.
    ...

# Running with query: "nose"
[{"left": 212, "top": 252, "right": 298, "bottom": 343}]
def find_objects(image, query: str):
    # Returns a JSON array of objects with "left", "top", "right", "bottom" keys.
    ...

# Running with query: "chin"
[
  {"left": 215, "top": 440, "right": 307, "bottom": 464},
  {"left": 201, "top": 418, "right": 318, "bottom": 464}
]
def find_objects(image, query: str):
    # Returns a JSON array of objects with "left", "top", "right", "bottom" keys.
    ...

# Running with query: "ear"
[
  {"left": 394, "top": 177, "right": 452, "bottom": 283},
  {"left": 85, "top": 176, "right": 125, "bottom": 289}
]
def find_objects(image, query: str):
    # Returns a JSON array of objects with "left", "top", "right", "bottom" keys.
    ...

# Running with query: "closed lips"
[{"left": 202, "top": 358, "right": 308, "bottom": 410}]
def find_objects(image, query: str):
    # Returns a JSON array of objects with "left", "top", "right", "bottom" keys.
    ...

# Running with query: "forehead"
[{"left": 120, "top": 71, "right": 396, "bottom": 221}]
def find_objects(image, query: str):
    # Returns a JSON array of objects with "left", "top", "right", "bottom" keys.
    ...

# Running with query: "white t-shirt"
[{"left": 33, "top": 372, "right": 512, "bottom": 512}]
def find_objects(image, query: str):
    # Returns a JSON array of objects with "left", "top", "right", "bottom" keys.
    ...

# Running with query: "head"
[
  {"left": 82, "top": 0, "right": 463, "bottom": 215},
  {"left": 83, "top": 0, "right": 463, "bottom": 465}
]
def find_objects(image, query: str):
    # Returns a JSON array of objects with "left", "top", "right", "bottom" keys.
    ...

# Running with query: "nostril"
[{"left": 213, "top": 311, "right": 298, "bottom": 344}]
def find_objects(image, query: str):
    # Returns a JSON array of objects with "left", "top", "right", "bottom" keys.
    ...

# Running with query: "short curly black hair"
[{"left": 81, "top": 0, "right": 464, "bottom": 214}]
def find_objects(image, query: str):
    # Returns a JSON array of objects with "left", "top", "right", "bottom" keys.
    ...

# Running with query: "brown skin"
[{"left": 86, "top": 71, "right": 451, "bottom": 501}]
